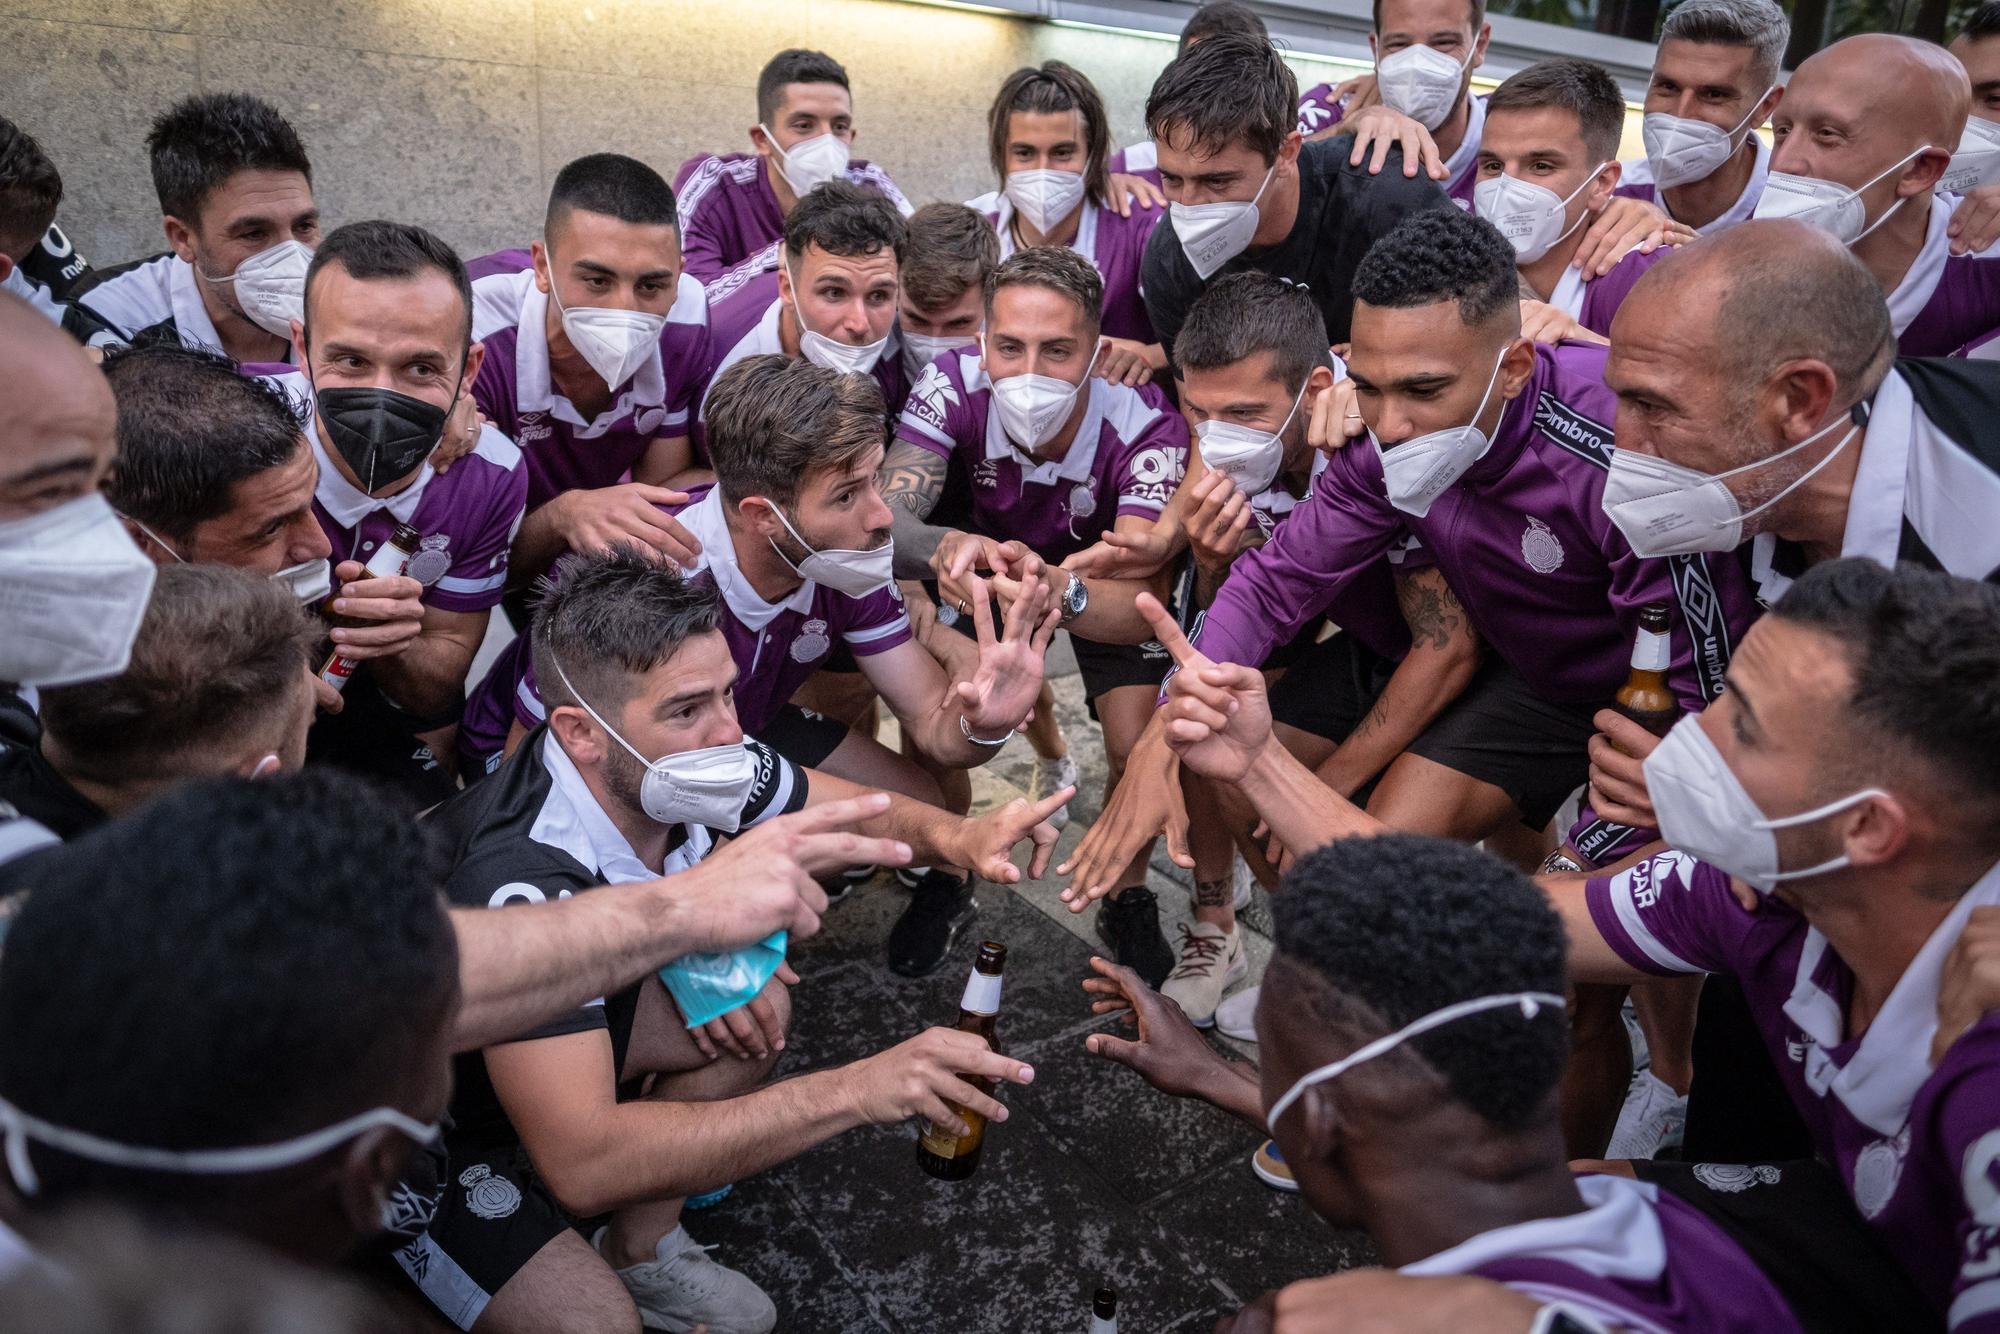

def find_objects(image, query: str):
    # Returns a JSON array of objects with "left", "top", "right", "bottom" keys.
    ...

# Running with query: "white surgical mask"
[
  {"left": 1600, "top": 413, "right": 1860, "bottom": 557},
  {"left": 1265, "top": 991, "right": 1565, "bottom": 1129},
  {"left": 1170, "top": 162, "right": 1277, "bottom": 280},
  {"left": 1752, "top": 146, "right": 1930, "bottom": 244},
  {"left": 1474, "top": 164, "right": 1607, "bottom": 264},
  {"left": 786, "top": 261, "right": 890, "bottom": 375},
  {"left": 0, "top": 1093, "right": 437, "bottom": 1199},
  {"left": 1196, "top": 384, "right": 1306, "bottom": 496},
  {"left": 1005, "top": 168, "right": 1088, "bottom": 234},
  {"left": 761, "top": 125, "right": 851, "bottom": 198},
  {"left": 766, "top": 501, "right": 894, "bottom": 597},
  {"left": 549, "top": 655, "right": 759, "bottom": 831},
  {"left": 0, "top": 494, "right": 157, "bottom": 688},
  {"left": 1375, "top": 348, "right": 1508, "bottom": 517},
  {"left": 272, "top": 557, "right": 333, "bottom": 607},
  {"left": 988, "top": 337, "right": 1100, "bottom": 451},
  {"left": 1642, "top": 91, "right": 1774, "bottom": 191},
  {"left": 901, "top": 330, "right": 975, "bottom": 382},
  {"left": 1939, "top": 116, "right": 2000, "bottom": 196},
  {"left": 198, "top": 238, "right": 312, "bottom": 340},
  {"left": 549, "top": 279, "right": 665, "bottom": 391},
  {"left": 1376, "top": 44, "right": 1471, "bottom": 132},
  {"left": 1644, "top": 714, "right": 1887, "bottom": 894}
]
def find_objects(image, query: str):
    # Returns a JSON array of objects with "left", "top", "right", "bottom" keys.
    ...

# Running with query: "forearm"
[
  {"left": 882, "top": 442, "right": 954, "bottom": 579},
  {"left": 808, "top": 767, "right": 966, "bottom": 866},
  {"left": 371, "top": 636, "right": 475, "bottom": 720},
  {"left": 890, "top": 511, "right": 961, "bottom": 580},
  {"left": 1067, "top": 570, "right": 1175, "bottom": 644},
  {"left": 1195, "top": 1057, "right": 1268, "bottom": 1129},
  {"left": 1239, "top": 735, "right": 1385, "bottom": 857},
  {"left": 1535, "top": 857, "right": 1668, "bottom": 988},
  {"left": 510, "top": 503, "right": 570, "bottom": 586},
  {"left": 902, "top": 694, "right": 993, "bottom": 769}
]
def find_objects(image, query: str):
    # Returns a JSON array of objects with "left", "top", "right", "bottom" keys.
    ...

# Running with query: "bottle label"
[
  {"left": 960, "top": 970, "right": 1003, "bottom": 1016},
  {"left": 1630, "top": 628, "right": 1670, "bottom": 672},
  {"left": 1089, "top": 1319, "right": 1118, "bottom": 1334},
  {"left": 920, "top": 1107, "right": 984, "bottom": 1157}
]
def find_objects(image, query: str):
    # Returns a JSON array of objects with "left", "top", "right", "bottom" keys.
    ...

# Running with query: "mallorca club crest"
[
  {"left": 1850, "top": 1125, "right": 1911, "bottom": 1219},
  {"left": 1691, "top": 1163, "right": 1782, "bottom": 1194},
  {"left": 458, "top": 1164, "right": 522, "bottom": 1221},
  {"left": 1521, "top": 517, "right": 1565, "bottom": 574},
  {"left": 406, "top": 533, "right": 452, "bottom": 587},
  {"left": 792, "top": 617, "right": 831, "bottom": 663}
]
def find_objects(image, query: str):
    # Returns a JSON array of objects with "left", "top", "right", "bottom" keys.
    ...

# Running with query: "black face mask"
[{"left": 316, "top": 386, "right": 450, "bottom": 491}]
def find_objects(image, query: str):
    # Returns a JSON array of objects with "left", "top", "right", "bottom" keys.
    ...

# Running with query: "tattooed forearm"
[
  {"left": 1193, "top": 876, "right": 1232, "bottom": 908},
  {"left": 1396, "top": 567, "right": 1469, "bottom": 652},
  {"left": 881, "top": 442, "right": 955, "bottom": 577}
]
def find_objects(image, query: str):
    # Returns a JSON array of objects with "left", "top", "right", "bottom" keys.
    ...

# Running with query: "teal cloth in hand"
[{"left": 658, "top": 930, "right": 788, "bottom": 1028}]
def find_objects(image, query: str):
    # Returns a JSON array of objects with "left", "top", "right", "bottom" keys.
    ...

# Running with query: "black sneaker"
[
  {"left": 1095, "top": 886, "right": 1175, "bottom": 989},
  {"left": 824, "top": 864, "right": 879, "bottom": 905},
  {"left": 887, "top": 871, "right": 978, "bottom": 977}
]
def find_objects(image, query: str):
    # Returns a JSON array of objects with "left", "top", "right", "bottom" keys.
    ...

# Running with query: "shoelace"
[{"left": 1169, "top": 925, "right": 1229, "bottom": 979}]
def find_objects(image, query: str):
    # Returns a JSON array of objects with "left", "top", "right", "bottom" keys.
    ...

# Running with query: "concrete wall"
[{"left": 2, "top": 0, "right": 1370, "bottom": 270}]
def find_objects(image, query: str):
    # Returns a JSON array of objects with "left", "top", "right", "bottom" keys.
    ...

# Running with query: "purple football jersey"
[
  {"left": 255, "top": 369, "right": 528, "bottom": 615},
  {"left": 1403, "top": 1173, "right": 1801, "bottom": 1333},
  {"left": 1542, "top": 245, "right": 1671, "bottom": 339},
  {"left": 1586, "top": 851, "right": 2000, "bottom": 1328},
  {"left": 459, "top": 486, "right": 912, "bottom": 768},
  {"left": 467, "top": 251, "right": 711, "bottom": 511},
  {"left": 1614, "top": 136, "right": 1771, "bottom": 236},
  {"left": 672, "top": 151, "right": 912, "bottom": 284},
  {"left": 893, "top": 349, "right": 1188, "bottom": 565},
  {"left": 1295, "top": 81, "right": 1350, "bottom": 138},
  {"left": 967, "top": 190, "right": 1162, "bottom": 345},
  {"left": 1195, "top": 342, "right": 1757, "bottom": 712},
  {"left": 700, "top": 267, "right": 906, "bottom": 435},
  {"left": 1891, "top": 198, "right": 2000, "bottom": 357}
]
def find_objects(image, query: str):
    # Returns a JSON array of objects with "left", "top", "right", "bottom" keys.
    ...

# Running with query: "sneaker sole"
[
  {"left": 1251, "top": 1153, "right": 1299, "bottom": 1193},
  {"left": 1182, "top": 949, "right": 1252, "bottom": 1030},
  {"left": 887, "top": 898, "right": 979, "bottom": 978}
]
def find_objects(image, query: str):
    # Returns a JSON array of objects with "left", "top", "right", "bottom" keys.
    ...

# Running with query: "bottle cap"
[{"left": 1093, "top": 1286, "right": 1118, "bottom": 1317}]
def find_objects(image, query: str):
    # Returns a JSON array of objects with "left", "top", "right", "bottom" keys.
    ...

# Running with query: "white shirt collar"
[
  {"left": 1548, "top": 263, "right": 1590, "bottom": 320},
  {"left": 512, "top": 276, "right": 669, "bottom": 438},
  {"left": 1701, "top": 134, "right": 1771, "bottom": 235},
  {"left": 1884, "top": 196, "right": 1955, "bottom": 336},
  {"left": 1782, "top": 857, "right": 2000, "bottom": 1137},
  {"left": 1402, "top": 1174, "right": 1667, "bottom": 1286},
  {"left": 1253, "top": 448, "right": 1329, "bottom": 517},
  {"left": 1839, "top": 368, "right": 1913, "bottom": 568},
  {"left": 1442, "top": 95, "right": 1487, "bottom": 193},
  {"left": 676, "top": 487, "right": 815, "bottom": 632},
  {"left": 983, "top": 376, "right": 1106, "bottom": 485},
  {"left": 307, "top": 409, "right": 434, "bottom": 530},
  {"left": 168, "top": 254, "right": 226, "bottom": 351},
  {"left": 983, "top": 191, "right": 1100, "bottom": 266},
  {"left": 531, "top": 732, "right": 658, "bottom": 884}
]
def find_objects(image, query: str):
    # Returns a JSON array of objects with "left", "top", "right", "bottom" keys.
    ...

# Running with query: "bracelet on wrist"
[{"left": 959, "top": 714, "right": 1012, "bottom": 747}]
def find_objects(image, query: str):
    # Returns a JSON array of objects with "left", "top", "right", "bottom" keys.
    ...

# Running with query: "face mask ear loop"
[
  {"left": 2, "top": 1102, "right": 40, "bottom": 1198},
  {"left": 548, "top": 654, "right": 651, "bottom": 770}
]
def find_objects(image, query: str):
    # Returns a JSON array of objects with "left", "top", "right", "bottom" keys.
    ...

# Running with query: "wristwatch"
[{"left": 1060, "top": 572, "right": 1089, "bottom": 626}]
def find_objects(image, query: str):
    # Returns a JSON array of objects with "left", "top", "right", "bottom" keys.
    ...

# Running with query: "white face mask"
[
  {"left": 1939, "top": 116, "right": 2000, "bottom": 195},
  {"left": 1265, "top": 990, "right": 1564, "bottom": 1130},
  {"left": 272, "top": 557, "right": 333, "bottom": 607},
  {"left": 549, "top": 278, "right": 665, "bottom": 391},
  {"left": 1376, "top": 43, "right": 1471, "bottom": 132},
  {"left": 1752, "top": 146, "right": 1930, "bottom": 244},
  {"left": 786, "top": 261, "right": 889, "bottom": 375},
  {"left": 1644, "top": 714, "right": 1888, "bottom": 894},
  {"left": 0, "top": 1093, "right": 437, "bottom": 1199},
  {"left": 1196, "top": 383, "right": 1307, "bottom": 497},
  {"left": 0, "top": 493, "right": 157, "bottom": 688},
  {"left": 1474, "top": 164, "right": 1607, "bottom": 264},
  {"left": 1641, "top": 90, "right": 1774, "bottom": 191},
  {"left": 198, "top": 238, "right": 313, "bottom": 340},
  {"left": 550, "top": 656, "right": 759, "bottom": 831},
  {"left": 1375, "top": 348, "right": 1508, "bottom": 517},
  {"left": 761, "top": 125, "right": 851, "bottom": 198},
  {"left": 1170, "top": 162, "right": 1277, "bottom": 280},
  {"left": 1005, "top": 168, "right": 1088, "bottom": 234},
  {"left": 901, "top": 330, "right": 975, "bottom": 382},
  {"left": 988, "top": 337, "right": 1100, "bottom": 451},
  {"left": 1600, "top": 413, "right": 1860, "bottom": 557},
  {"left": 765, "top": 500, "right": 894, "bottom": 597}
]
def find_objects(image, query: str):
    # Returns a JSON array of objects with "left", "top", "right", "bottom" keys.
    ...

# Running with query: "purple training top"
[
  {"left": 700, "top": 266, "right": 906, "bottom": 435},
  {"left": 893, "top": 348, "right": 1188, "bottom": 566},
  {"left": 1194, "top": 343, "right": 1758, "bottom": 712},
  {"left": 467, "top": 251, "right": 711, "bottom": 512},
  {"left": 967, "top": 189, "right": 1162, "bottom": 345},
  {"left": 1403, "top": 1173, "right": 1802, "bottom": 1334},
  {"left": 459, "top": 485, "right": 912, "bottom": 770},
  {"left": 1541, "top": 245, "right": 1671, "bottom": 339},
  {"left": 1586, "top": 851, "right": 2000, "bottom": 1330},
  {"left": 672, "top": 151, "right": 912, "bottom": 285},
  {"left": 1890, "top": 198, "right": 2000, "bottom": 358},
  {"left": 253, "top": 368, "right": 528, "bottom": 615}
]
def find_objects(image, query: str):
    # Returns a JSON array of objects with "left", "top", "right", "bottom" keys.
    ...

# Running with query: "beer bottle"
[
  {"left": 1088, "top": 1286, "right": 1119, "bottom": 1334},
  {"left": 319, "top": 523, "right": 424, "bottom": 693},
  {"left": 1615, "top": 603, "right": 1678, "bottom": 738},
  {"left": 917, "top": 941, "right": 1006, "bottom": 1181}
]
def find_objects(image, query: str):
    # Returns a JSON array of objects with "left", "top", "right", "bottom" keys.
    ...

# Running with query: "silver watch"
[{"left": 1060, "top": 572, "right": 1089, "bottom": 626}]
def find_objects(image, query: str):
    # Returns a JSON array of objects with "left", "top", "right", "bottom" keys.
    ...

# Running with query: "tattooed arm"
[
  {"left": 881, "top": 441, "right": 960, "bottom": 580},
  {"left": 1314, "top": 566, "right": 1482, "bottom": 798}
]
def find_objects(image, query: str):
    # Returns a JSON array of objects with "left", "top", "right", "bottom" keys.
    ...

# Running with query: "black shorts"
[
  {"left": 306, "top": 674, "right": 459, "bottom": 809},
  {"left": 755, "top": 702, "right": 851, "bottom": 769},
  {"left": 1632, "top": 1158, "right": 1933, "bottom": 1334},
  {"left": 389, "top": 1140, "right": 572, "bottom": 1330},
  {"left": 925, "top": 581, "right": 1169, "bottom": 705},
  {"left": 1267, "top": 629, "right": 1399, "bottom": 747}
]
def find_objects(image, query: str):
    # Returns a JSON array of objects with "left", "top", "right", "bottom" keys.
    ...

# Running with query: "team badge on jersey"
[
  {"left": 1851, "top": 1125, "right": 1911, "bottom": 1218},
  {"left": 635, "top": 407, "right": 667, "bottom": 434},
  {"left": 1691, "top": 1163, "right": 1782, "bottom": 1193},
  {"left": 910, "top": 363, "right": 959, "bottom": 423},
  {"left": 458, "top": 1164, "right": 522, "bottom": 1220},
  {"left": 1069, "top": 484, "right": 1097, "bottom": 518},
  {"left": 1521, "top": 517, "right": 1565, "bottom": 574},
  {"left": 407, "top": 533, "right": 452, "bottom": 587},
  {"left": 792, "top": 617, "right": 831, "bottom": 663}
]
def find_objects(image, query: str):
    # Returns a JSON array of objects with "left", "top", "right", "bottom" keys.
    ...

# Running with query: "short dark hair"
[
  {"left": 0, "top": 116, "right": 62, "bottom": 260},
  {"left": 304, "top": 220, "right": 473, "bottom": 355},
  {"left": 782, "top": 179, "right": 908, "bottom": 267},
  {"left": 0, "top": 771, "right": 459, "bottom": 1205},
  {"left": 988, "top": 62, "right": 1112, "bottom": 210},
  {"left": 1963, "top": 0, "right": 2000, "bottom": 39},
  {"left": 1353, "top": 207, "right": 1520, "bottom": 327},
  {"left": 984, "top": 244, "right": 1103, "bottom": 334},
  {"left": 1663, "top": 0, "right": 1790, "bottom": 85},
  {"left": 145, "top": 93, "right": 311, "bottom": 226},
  {"left": 531, "top": 548, "right": 724, "bottom": 717},
  {"left": 1771, "top": 558, "right": 2000, "bottom": 813},
  {"left": 757, "top": 48, "right": 850, "bottom": 125},
  {"left": 901, "top": 202, "right": 1000, "bottom": 314},
  {"left": 1272, "top": 836, "right": 1569, "bottom": 1130},
  {"left": 1487, "top": 59, "right": 1627, "bottom": 165},
  {"left": 547, "top": 152, "right": 679, "bottom": 236},
  {"left": 1147, "top": 31, "right": 1298, "bottom": 164},
  {"left": 1373, "top": 0, "right": 1486, "bottom": 32},
  {"left": 1175, "top": 272, "right": 1333, "bottom": 395},
  {"left": 102, "top": 343, "right": 307, "bottom": 543},
  {"left": 1182, "top": 1, "right": 1270, "bottom": 51},
  {"left": 38, "top": 564, "right": 319, "bottom": 785},
  {"left": 705, "top": 354, "right": 886, "bottom": 509}
]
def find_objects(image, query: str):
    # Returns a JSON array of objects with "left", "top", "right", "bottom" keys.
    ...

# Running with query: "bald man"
[{"left": 1755, "top": 34, "right": 2000, "bottom": 355}]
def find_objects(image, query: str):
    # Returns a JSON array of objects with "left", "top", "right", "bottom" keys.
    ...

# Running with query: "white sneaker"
[
  {"left": 1030, "top": 753, "right": 1080, "bottom": 830},
  {"left": 1214, "top": 983, "right": 1261, "bottom": 1042},
  {"left": 1230, "top": 853, "right": 1255, "bottom": 910},
  {"left": 1160, "top": 922, "right": 1247, "bottom": 1027},
  {"left": 594, "top": 1225, "right": 776, "bottom": 1334},
  {"left": 1604, "top": 1070, "right": 1688, "bottom": 1162}
]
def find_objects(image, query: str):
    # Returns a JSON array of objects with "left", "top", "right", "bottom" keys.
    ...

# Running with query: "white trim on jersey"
[
  {"left": 1619, "top": 134, "right": 1770, "bottom": 236},
  {"left": 1604, "top": 854, "right": 1704, "bottom": 976},
  {"left": 0, "top": 817, "right": 59, "bottom": 868},
  {"left": 1885, "top": 198, "right": 1955, "bottom": 337},
  {"left": 968, "top": 190, "right": 1101, "bottom": 267},
  {"left": 529, "top": 732, "right": 713, "bottom": 884}
]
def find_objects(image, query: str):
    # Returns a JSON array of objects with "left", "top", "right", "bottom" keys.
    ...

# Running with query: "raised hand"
[
  {"left": 1304, "top": 378, "right": 1367, "bottom": 458},
  {"left": 1057, "top": 720, "right": 1189, "bottom": 910},
  {"left": 951, "top": 547, "right": 1061, "bottom": 738},
  {"left": 1062, "top": 521, "right": 1182, "bottom": 581},
  {"left": 1081, "top": 957, "right": 1237, "bottom": 1102},
  {"left": 1572, "top": 196, "right": 1695, "bottom": 277},
  {"left": 1342, "top": 104, "right": 1447, "bottom": 180},
  {"left": 1185, "top": 468, "right": 1258, "bottom": 578},
  {"left": 1138, "top": 592, "right": 1274, "bottom": 783},
  {"left": 546, "top": 483, "right": 701, "bottom": 567},
  {"left": 951, "top": 786, "right": 1075, "bottom": 884},
  {"left": 326, "top": 561, "right": 425, "bottom": 662},
  {"left": 843, "top": 1027, "right": 1036, "bottom": 1138},
  {"left": 690, "top": 794, "right": 913, "bottom": 947}
]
